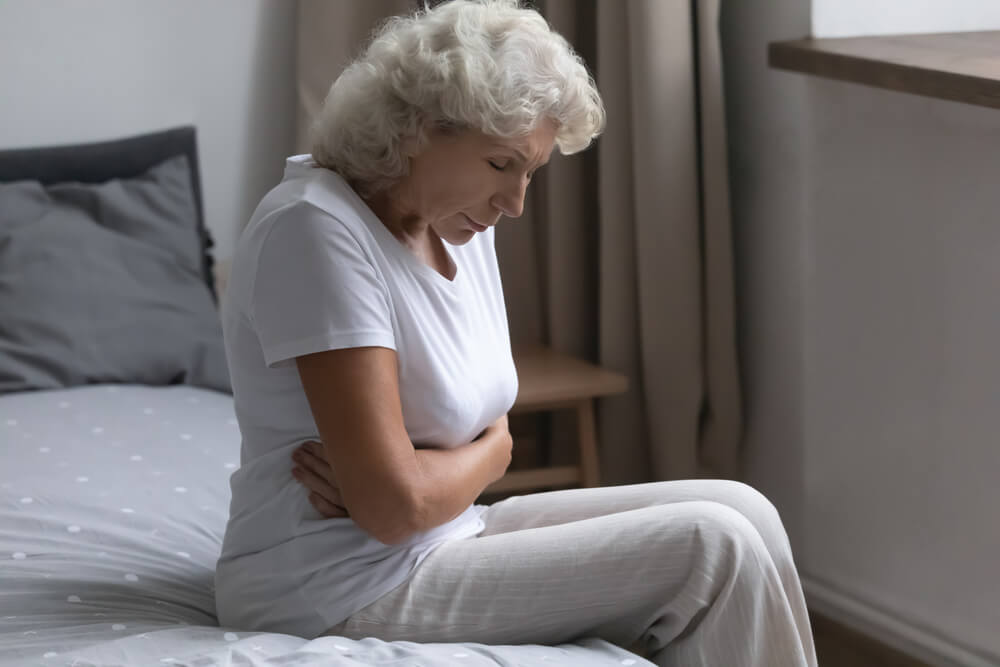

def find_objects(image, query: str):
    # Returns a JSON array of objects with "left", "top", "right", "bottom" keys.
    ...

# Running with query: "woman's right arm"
[{"left": 296, "top": 345, "right": 511, "bottom": 545}]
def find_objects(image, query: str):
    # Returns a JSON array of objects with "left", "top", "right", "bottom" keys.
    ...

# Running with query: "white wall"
[
  {"left": 722, "top": 2, "right": 1000, "bottom": 666},
  {"left": 813, "top": 0, "right": 1000, "bottom": 38},
  {"left": 803, "top": 82, "right": 1000, "bottom": 667},
  {"left": 0, "top": 0, "right": 299, "bottom": 260}
]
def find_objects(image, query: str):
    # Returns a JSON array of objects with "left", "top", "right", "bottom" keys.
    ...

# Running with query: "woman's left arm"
[{"left": 291, "top": 414, "right": 511, "bottom": 519}]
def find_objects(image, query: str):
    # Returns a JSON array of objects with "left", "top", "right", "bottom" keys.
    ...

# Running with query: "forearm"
[{"left": 408, "top": 424, "right": 510, "bottom": 532}]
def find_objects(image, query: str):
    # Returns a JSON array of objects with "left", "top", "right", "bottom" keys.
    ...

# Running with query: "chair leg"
[{"left": 575, "top": 399, "right": 601, "bottom": 487}]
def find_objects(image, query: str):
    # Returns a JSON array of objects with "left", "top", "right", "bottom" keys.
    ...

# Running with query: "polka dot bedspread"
[{"left": 0, "top": 384, "right": 650, "bottom": 667}]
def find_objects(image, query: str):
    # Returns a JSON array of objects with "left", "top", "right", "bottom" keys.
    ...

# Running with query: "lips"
[{"left": 463, "top": 215, "right": 488, "bottom": 232}]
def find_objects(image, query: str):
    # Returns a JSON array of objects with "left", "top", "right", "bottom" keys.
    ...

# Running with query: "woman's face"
[{"left": 392, "top": 120, "right": 557, "bottom": 245}]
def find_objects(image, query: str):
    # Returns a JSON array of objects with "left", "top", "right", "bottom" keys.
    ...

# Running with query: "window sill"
[{"left": 769, "top": 31, "right": 1000, "bottom": 110}]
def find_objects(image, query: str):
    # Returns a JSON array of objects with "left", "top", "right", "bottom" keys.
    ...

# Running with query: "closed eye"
[{"left": 490, "top": 159, "right": 540, "bottom": 182}]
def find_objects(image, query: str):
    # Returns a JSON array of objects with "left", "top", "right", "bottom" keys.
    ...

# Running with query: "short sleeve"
[{"left": 251, "top": 202, "right": 395, "bottom": 368}]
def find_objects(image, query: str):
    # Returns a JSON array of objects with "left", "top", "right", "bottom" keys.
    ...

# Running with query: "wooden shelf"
[
  {"left": 511, "top": 343, "right": 627, "bottom": 413},
  {"left": 486, "top": 465, "right": 581, "bottom": 494},
  {"left": 769, "top": 31, "right": 1000, "bottom": 110},
  {"left": 482, "top": 345, "right": 627, "bottom": 495}
]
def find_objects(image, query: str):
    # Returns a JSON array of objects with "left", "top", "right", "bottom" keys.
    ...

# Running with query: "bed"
[{"left": 0, "top": 127, "right": 651, "bottom": 667}]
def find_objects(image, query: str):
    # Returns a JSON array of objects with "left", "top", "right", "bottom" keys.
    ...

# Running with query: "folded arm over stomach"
[{"left": 295, "top": 346, "right": 511, "bottom": 545}]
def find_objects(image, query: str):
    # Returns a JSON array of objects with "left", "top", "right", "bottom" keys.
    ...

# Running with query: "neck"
[{"left": 363, "top": 189, "right": 430, "bottom": 248}]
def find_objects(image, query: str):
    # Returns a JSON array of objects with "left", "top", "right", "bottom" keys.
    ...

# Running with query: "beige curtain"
[{"left": 296, "top": 0, "right": 742, "bottom": 483}]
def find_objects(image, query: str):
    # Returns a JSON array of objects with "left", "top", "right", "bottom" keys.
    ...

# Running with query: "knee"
[
  {"left": 711, "top": 481, "right": 793, "bottom": 556},
  {"left": 682, "top": 500, "right": 770, "bottom": 566}
]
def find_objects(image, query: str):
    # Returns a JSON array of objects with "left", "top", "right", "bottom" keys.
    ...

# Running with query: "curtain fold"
[
  {"left": 295, "top": 0, "right": 414, "bottom": 152},
  {"left": 295, "top": 0, "right": 742, "bottom": 483}
]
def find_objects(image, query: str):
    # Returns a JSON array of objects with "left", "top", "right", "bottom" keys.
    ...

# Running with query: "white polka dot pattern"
[
  {"left": 1, "top": 385, "right": 245, "bottom": 661},
  {"left": 0, "top": 384, "right": 647, "bottom": 666}
]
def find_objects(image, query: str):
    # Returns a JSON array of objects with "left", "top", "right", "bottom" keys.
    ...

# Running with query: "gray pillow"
[{"left": 0, "top": 155, "right": 231, "bottom": 393}]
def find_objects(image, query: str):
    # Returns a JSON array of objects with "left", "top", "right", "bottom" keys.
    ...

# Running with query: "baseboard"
[{"left": 803, "top": 576, "right": 999, "bottom": 667}]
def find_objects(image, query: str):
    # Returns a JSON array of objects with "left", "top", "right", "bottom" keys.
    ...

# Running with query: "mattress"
[{"left": 0, "top": 384, "right": 650, "bottom": 666}]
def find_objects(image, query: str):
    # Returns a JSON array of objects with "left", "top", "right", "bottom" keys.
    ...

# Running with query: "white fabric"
[
  {"left": 328, "top": 481, "right": 819, "bottom": 667},
  {"left": 214, "top": 155, "right": 518, "bottom": 637},
  {"left": 0, "top": 385, "right": 646, "bottom": 666}
]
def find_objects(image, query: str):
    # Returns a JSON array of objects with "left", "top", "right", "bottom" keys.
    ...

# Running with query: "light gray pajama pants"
[{"left": 324, "top": 481, "right": 818, "bottom": 667}]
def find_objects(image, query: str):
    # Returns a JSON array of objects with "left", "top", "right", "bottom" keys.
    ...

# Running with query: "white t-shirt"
[{"left": 214, "top": 155, "right": 518, "bottom": 638}]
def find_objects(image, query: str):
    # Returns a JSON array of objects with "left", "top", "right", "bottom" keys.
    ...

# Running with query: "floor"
[{"left": 811, "top": 612, "right": 932, "bottom": 667}]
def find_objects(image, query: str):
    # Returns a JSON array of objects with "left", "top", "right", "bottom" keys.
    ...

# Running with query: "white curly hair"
[{"left": 309, "top": 0, "right": 606, "bottom": 197}]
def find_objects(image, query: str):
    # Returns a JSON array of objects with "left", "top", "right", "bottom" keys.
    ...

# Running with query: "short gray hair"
[{"left": 310, "top": 0, "right": 606, "bottom": 197}]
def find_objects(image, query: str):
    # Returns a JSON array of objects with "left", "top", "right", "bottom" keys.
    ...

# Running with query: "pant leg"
[
  {"left": 327, "top": 489, "right": 812, "bottom": 667},
  {"left": 479, "top": 480, "right": 817, "bottom": 666}
]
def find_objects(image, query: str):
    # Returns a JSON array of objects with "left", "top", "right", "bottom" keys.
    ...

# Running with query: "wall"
[
  {"left": 718, "top": 0, "right": 813, "bottom": 560},
  {"left": 803, "top": 82, "right": 1000, "bottom": 666},
  {"left": 0, "top": 0, "right": 299, "bottom": 260},
  {"left": 721, "top": 2, "right": 1000, "bottom": 666},
  {"left": 813, "top": 0, "right": 1000, "bottom": 38}
]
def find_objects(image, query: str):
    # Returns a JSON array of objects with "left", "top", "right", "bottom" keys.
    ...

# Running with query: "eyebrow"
[{"left": 492, "top": 144, "right": 550, "bottom": 169}]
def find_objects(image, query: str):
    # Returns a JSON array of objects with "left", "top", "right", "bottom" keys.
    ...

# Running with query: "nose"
[{"left": 491, "top": 175, "right": 529, "bottom": 219}]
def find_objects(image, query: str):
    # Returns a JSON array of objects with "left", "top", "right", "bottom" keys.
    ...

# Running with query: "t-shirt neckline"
[{"left": 323, "top": 168, "right": 461, "bottom": 289}]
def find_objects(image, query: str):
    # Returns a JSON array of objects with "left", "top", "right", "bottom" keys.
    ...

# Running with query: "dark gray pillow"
[{"left": 0, "top": 155, "right": 231, "bottom": 393}]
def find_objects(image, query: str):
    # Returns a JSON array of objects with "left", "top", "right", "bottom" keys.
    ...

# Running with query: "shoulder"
[
  {"left": 246, "top": 163, "right": 371, "bottom": 245},
  {"left": 251, "top": 198, "right": 371, "bottom": 268},
  {"left": 236, "top": 200, "right": 379, "bottom": 305}
]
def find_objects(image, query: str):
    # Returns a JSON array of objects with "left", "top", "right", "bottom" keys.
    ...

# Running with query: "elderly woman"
[{"left": 215, "top": 1, "right": 817, "bottom": 665}]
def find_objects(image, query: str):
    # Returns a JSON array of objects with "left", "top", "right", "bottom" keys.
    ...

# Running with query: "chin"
[{"left": 443, "top": 229, "right": 477, "bottom": 245}]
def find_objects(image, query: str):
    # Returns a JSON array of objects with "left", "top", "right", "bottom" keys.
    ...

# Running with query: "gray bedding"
[
  {"left": 0, "top": 384, "right": 650, "bottom": 666},
  {"left": 0, "top": 151, "right": 230, "bottom": 394}
]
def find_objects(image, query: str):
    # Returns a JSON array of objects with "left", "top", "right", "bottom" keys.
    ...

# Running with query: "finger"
[
  {"left": 325, "top": 484, "right": 346, "bottom": 509},
  {"left": 309, "top": 492, "right": 350, "bottom": 519},
  {"left": 293, "top": 445, "right": 334, "bottom": 482},
  {"left": 299, "top": 451, "right": 339, "bottom": 488},
  {"left": 291, "top": 465, "right": 340, "bottom": 508},
  {"left": 294, "top": 441, "right": 325, "bottom": 462},
  {"left": 294, "top": 445, "right": 329, "bottom": 472}
]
